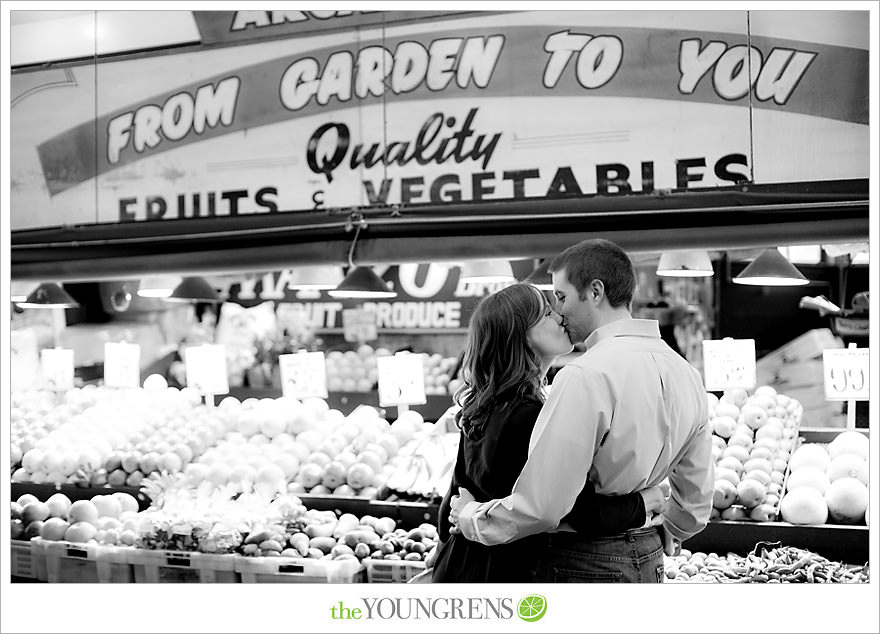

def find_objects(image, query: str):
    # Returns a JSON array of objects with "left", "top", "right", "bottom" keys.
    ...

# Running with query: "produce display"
[
  {"left": 11, "top": 491, "right": 141, "bottom": 545},
  {"left": 13, "top": 479, "right": 439, "bottom": 583},
  {"left": 324, "top": 346, "right": 459, "bottom": 395},
  {"left": 10, "top": 381, "right": 456, "bottom": 503},
  {"left": 11, "top": 380, "right": 224, "bottom": 487},
  {"left": 707, "top": 385, "right": 803, "bottom": 522},
  {"left": 664, "top": 545, "right": 869, "bottom": 583},
  {"left": 780, "top": 431, "right": 869, "bottom": 526}
]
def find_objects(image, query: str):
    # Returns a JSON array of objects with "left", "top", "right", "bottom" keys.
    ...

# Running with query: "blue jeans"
[{"left": 534, "top": 527, "right": 665, "bottom": 583}]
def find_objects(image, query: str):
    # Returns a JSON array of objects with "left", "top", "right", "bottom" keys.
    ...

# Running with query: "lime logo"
[{"left": 517, "top": 595, "right": 547, "bottom": 622}]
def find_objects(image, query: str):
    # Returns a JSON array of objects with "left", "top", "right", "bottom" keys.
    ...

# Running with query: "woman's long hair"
[{"left": 454, "top": 283, "right": 548, "bottom": 439}]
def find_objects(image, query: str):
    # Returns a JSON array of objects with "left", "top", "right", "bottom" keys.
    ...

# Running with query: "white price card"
[
  {"left": 377, "top": 353, "right": 427, "bottom": 407},
  {"left": 343, "top": 308, "right": 378, "bottom": 343},
  {"left": 702, "top": 338, "right": 756, "bottom": 391},
  {"left": 184, "top": 344, "right": 230, "bottom": 395},
  {"left": 11, "top": 329, "right": 40, "bottom": 392},
  {"left": 823, "top": 348, "right": 869, "bottom": 401},
  {"left": 41, "top": 348, "right": 74, "bottom": 392},
  {"left": 104, "top": 341, "right": 141, "bottom": 388},
  {"left": 280, "top": 351, "right": 328, "bottom": 399}
]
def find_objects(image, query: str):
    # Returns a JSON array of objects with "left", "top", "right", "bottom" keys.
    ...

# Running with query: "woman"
[{"left": 432, "top": 283, "right": 666, "bottom": 583}]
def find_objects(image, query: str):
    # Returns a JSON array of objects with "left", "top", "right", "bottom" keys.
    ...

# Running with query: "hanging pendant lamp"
[
  {"left": 329, "top": 266, "right": 397, "bottom": 298},
  {"left": 460, "top": 259, "right": 516, "bottom": 283},
  {"left": 137, "top": 275, "right": 183, "bottom": 298},
  {"left": 17, "top": 282, "right": 80, "bottom": 308},
  {"left": 733, "top": 248, "right": 810, "bottom": 286},
  {"left": 656, "top": 251, "right": 714, "bottom": 277},
  {"left": 166, "top": 276, "right": 223, "bottom": 303},
  {"left": 328, "top": 213, "right": 397, "bottom": 299}
]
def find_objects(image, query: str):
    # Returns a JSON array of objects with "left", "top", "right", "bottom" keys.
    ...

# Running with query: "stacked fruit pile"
[
  {"left": 780, "top": 431, "right": 869, "bottom": 526},
  {"left": 11, "top": 491, "right": 141, "bottom": 545},
  {"left": 11, "top": 380, "right": 222, "bottom": 486},
  {"left": 324, "top": 346, "right": 459, "bottom": 395},
  {"left": 238, "top": 510, "right": 438, "bottom": 563},
  {"left": 708, "top": 385, "right": 803, "bottom": 523},
  {"left": 10, "top": 380, "right": 456, "bottom": 501},
  {"left": 664, "top": 546, "right": 869, "bottom": 583}
]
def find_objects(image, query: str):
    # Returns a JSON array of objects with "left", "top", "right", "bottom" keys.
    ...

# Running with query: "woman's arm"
[{"left": 563, "top": 481, "right": 667, "bottom": 535}]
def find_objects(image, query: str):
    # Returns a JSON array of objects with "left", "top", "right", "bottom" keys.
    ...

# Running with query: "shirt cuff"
[{"left": 458, "top": 501, "right": 480, "bottom": 542}]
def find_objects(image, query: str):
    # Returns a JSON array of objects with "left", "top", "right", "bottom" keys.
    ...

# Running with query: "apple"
[
  {"left": 713, "top": 480, "right": 737, "bottom": 510},
  {"left": 297, "top": 463, "right": 324, "bottom": 489},
  {"left": 11, "top": 502, "right": 23, "bottom": 522},
  {"left": 107, "top": 469, "right": 128, "bottom": 486},
  {"left": 21, "top": 502, "right": 50, "bottom": 524},
  {"left": 346, "top": 462, "right": 376, "bottom": 489},
  {"left": 749, "top": 504, "right": 777, "bottom": 523},
  {"left": 736, "top": 479, "right": 767, "bottom": 508},
  {"left": 715, "top": 467, "right": 741, "bottom": 486},
  {"left": 720, "top": 506, "right": 748, "bottom": 521},
  {"left": 24, "top": 520, "right": 45, "bottom": 540},
  {"left": 11, "top": 519, "right": 25, "bottom": 540},
  {"left": 333, "top": 484, "right": 357, "bottom": 497},
  {"left": 711, "top": 416, "right": 736, "bottom": 439},
  {"left": 321, "top": 461, "right": 348, "bottom": 489}
]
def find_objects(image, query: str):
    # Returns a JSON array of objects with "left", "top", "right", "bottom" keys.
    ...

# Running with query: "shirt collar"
[{"left": 583, "top": 318, "right": 661, "bottom": 351}]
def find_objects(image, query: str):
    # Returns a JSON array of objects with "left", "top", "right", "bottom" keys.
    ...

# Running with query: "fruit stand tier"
[
  {"left": 12, "top": 483, "right": 152, "bottom": 511},
  {"left": 227, "top": 388, "right": 454, "bottom": 422},
  {"left": 683, "top": 520, "right": 869, "bottom": 565},
  {"left": 295, "top": 494, "right": 441, "bottom": 527}
]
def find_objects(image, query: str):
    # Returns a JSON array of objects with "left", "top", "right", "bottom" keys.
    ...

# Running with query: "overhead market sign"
[
  {"left": 191, "top": 10, "right": 492, "bottom": 45},
  {"left": 10, "top": 10, "right": 869, "bottom": 231},
  {"left": 228, "top": 262, "right": 522, "bottom": 332}
]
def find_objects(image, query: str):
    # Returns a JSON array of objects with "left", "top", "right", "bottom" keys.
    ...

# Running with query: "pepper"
[{"left": 791, "top": 554, "right": 813, "bottom": 571}]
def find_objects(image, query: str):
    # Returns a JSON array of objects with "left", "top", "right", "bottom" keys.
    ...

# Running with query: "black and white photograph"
[{"left": 1, "top": 3, "right": 877, "bottom": 634}]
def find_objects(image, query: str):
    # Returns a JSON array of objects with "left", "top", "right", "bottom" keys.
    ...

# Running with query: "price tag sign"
[
  {"left": 41, "top": 348, "right": 74, "bottom": 392},
  {"left": 702, "top": 338, "right": 756, "bottom": 391},
  {"left": 343, "top": 308, "right": 378, "bottom": 343},
  {"left": 11, "top": 329, "right": 40, "bottom": 392},
  {"left": 823, "top": 348, "right": 869, "bottom": 401},
  {"left": 377, "top": 353, "right": 427, "bottom": 407},
  {"left": 184, "top": 344, "right": 230, "bottom": 395},
  {"left": 280, "top": 351, "right": 328, "bottom": 399},
  {"left": 104, "top": 341, "right": 141, "bottom": 388}
]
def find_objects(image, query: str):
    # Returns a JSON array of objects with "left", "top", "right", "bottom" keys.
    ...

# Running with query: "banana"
[{"left": 388, "top": 458, "right": 421, "bottom": 493}]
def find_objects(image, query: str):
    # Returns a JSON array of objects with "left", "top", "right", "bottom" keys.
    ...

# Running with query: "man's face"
[{"left": 552, "top": 268, "right": 596, "bottom": 343}]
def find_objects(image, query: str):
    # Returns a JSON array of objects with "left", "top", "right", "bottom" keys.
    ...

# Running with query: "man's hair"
[{"left": 548, "top": 239, "right": 636, "bottom": 307}]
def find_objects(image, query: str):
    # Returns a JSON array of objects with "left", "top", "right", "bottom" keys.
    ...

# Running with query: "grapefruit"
[
  {"left": 827, "top": 431, "right": 869, "bottom": 461},
  {"left": 780, "top": 487, "right": 828, "bottom": 525},
  {"left": 825, "top": 478, "right": 868, "bottom": 524},
  {"left": 789, "top": 444, "right": 831, "bottom": 472},
  {"left": 786, "top": 467, "right": 830, "bottom": 495},
  {"left": 826, "top": 454, "right": 868, "bottom": 485}
]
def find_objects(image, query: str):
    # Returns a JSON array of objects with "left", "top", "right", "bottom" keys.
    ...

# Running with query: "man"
[{"left": 450, "top": 239, "right": 714, "bottom": 583}]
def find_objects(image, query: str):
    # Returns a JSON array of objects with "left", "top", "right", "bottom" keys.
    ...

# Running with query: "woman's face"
[{"left": 526, "top": 298, "right": 574, "bottom": 359}]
